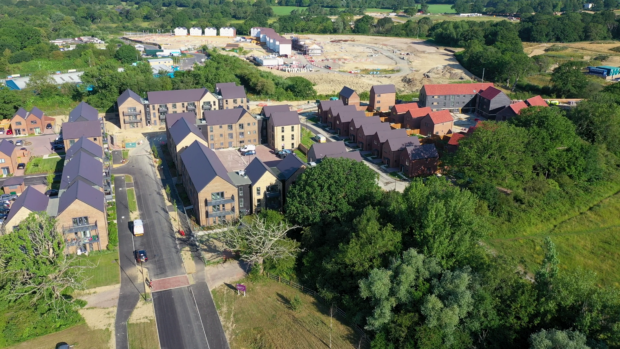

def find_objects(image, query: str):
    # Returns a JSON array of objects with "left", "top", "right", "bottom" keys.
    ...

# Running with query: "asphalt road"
[
  {"left": 179, "top": 52, "right": 207, "bottom": 71},
  {"left": 153, "top": 288, "right": 210, "bottom": 349}
]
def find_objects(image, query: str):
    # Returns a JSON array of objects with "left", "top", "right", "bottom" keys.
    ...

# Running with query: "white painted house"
[
  {"left": 189, "top": 27, "right": 203, "bottom": 36},
  {"left": 204, "top": 27, "right": 217, "bottom": 37},
  {"left": 174, "top": 27, "right": 188, "bottom": 36},
  {"left": 251, "top": 27, "right": 292, "bottom": 56},
  {"left": 219, "top": 27, "right": 236, "bottom": 37},
  {"left": 584, "top": 2, "right": 594, "bottom": 8}
]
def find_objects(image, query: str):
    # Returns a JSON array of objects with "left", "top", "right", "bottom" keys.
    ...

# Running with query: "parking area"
[
  {"left": 215, "top": 145, "right": 281, "bottom": 172},
  {"left": 451, "top": 113, "right": 486, "bottom": 133},
  {"left": 23, "top": 134, "right": 59, "bottom": 157}
]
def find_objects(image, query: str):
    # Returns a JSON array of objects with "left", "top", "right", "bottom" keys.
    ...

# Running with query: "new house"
[
  {"left": 420, "top": 110, "right": 454, "bottom": 137},
  {"left": 0, "top": 140, "right": 30, "bottom": 176},
  {"left": 419, "top": 83, "right": 494, "bottom": 112},
  {"left": 399, "top": 144, "right": 439, "bottom": 177},
  {"left": 348, "top": 116, "right": 381, "bottom": 143},
  {"left": 4, "top": 187, "right": 49, "bottom": 233},
  {"left": 117, "top": 89, "right": 147, "bottom": 129},
  {"left": 339, "top": 86, "right": 360, "bottom": 106},
  {"left": 267, "top": 111, "right": 300, "bottom": 151},
  {"left": 10, "top": 107, "right": 55, "bottom": 135},
  {"left": 62, "top": 120, "right": 102, "bottom": 149},
  {"left": 476, "top": 86, "right": 511, "bottom": 118},
  {"left": 59, "top": 151, "right": 104, "bottom": 195},
  {"left": 370, "top": 129, "right": 408, "bottom": 157},
  {"left": 165, "top": 112, "right": 196, "bottom": 141},
  {"left": 403, "top": 107, "right": 432, "bottom": 130},
  {"left": 245, "top": 158, "right": 282, "bottom": 213},
  {"left": 389, "top": 103, "right": 419, "bottom": 124},
  {"left": 216, "top": 82, "right": 248, "bottom": 110},
  {"left": 318, "top": 99, "right": 344, "bottom": 124},
  {"left": 65, "top": 137, "right": 103, "bottom": 163},
  {"left": 272, "top": 153, "right": 306, "bottom": 207},
  {"left": 325, "top": 105, "right": 357, "bottom": 129},
  {"left": 334, "top": 110, "right": 366, "bottom": 137},
  {"left": 69, "top": 102, "right": 99, "bottom": 122},
  {"left": 168, "top": 117, "right": 209, "bottom": 169},
  {"left": 382, "top": 136, "right": 420, "bottom": 168},
  {"left": 356, "top": 122, "right": 392, "bottom": 151},
  {"left": 496, "top": 101, "right": 528, "bottom": 121},
  {"left": 199, "top": 108, "right": 258, "bottom": 149},
  {"left": 307, "top": 141, "right": 363, "bottom": 163},
  {"left": 526, "top": 95, "right": 548, "bottom": 107},
  {"left": 148, "top": 88, "right": 219, "bottom": 126},
  {"left": 369, "top": 84, "right": 396, "bottom": 112},
  {"left": 446, "top": 133, "right": 466, "bottom": 153}
]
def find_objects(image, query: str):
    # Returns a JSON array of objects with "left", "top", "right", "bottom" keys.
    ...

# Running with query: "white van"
[
  {"left": 133, "top": 219, "right": 144, "bottom": 237},
  {"left": 240, "top": 144, "right": 256, "bottom": 152}
]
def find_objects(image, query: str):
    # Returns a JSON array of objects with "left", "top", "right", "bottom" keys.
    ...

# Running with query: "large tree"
[
  {"left": 551, "top": 61, "right": 588, "bottom": 98},
  {"left": 114, "top": 44, "right": 140, "bottom": 64},
  {"left": 569, "top": 93, "right": 620, "bottom": 156}
]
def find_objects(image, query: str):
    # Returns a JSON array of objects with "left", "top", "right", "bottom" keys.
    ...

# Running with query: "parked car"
[
  {"left": 7, "top": 140, "right": 13, "bottom": 144},
  {"left": 17, "top": 163, "right": 25, "bottom": 170},
  {"left": 135, "top": 250, "right": 148, "bottom": 263},
  {"left": 240, "top": 144, "right": 256, "bottom": 152},
  {"left": 46, "top": 123, "right": 53, "bottom": 130},
  {"left": 6, "top": 129, "right": 12, "bottom": 135},
  {"left": 0, "top": 194, "right": 17, "bottom": 201},
  {"left": 0, "top": 128, "right": 4, "bottom": 134},
  {"left": 276, "top": 149, "right": 292, "bottom": 158},
  {"left": 314, "top": 135, "right": 327, "bottom": 143},
  {"left": 15, "top": 140, "right": 23, "bottom": 146},
  {"left": 45, "top": 189, "right": 59, "bottom": 197},
  {"left": 53, "top": 143, "right": 65, "bottom": 150},
  {"left": 243, "top": 150, "right": 256, "bottom": 156}
]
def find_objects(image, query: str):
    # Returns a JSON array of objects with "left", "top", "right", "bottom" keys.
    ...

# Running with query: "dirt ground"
[
  {"left": 78, "top": 293, "right": 118, "bottom": 349},
  {"left": 524, "top": 41, "right": 620, "bottom": 65},
  {"left": 128, "top": 298, "right": 156, "bottom": 323},
  {"left": 77, "top": 284, "right": 121, "bottom": 308}
]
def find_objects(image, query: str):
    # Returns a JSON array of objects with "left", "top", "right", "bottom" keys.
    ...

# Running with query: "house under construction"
[{"left": 292, "top": 37, "right": 323, "bottom": 56}]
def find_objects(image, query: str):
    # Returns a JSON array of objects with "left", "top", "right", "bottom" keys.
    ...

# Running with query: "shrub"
[
  {"left": 545, "top": 45, "right": 568, "bottom": 52},
  {"left": 290, "top": 295, "right": 302, "bottom": 311},
  {"left": 8, "top": 51, "right": 33, "bottom": 64},
  {"left": 107, "top": 221, "right": 118, "bottom": 249}
]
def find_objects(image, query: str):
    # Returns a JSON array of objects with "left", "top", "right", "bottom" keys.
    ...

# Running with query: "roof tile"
[{"left": 423, "top": 83, "right": 494, "bottom": 96}]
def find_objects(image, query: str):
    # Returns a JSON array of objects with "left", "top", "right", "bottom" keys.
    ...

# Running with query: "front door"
[
  {"left": 358, "top": 142, "right": 364, "bottom": 149},
  {"left": 1, "top": 167, "right": 8, "bottom": 175},
  {"left": 34, "top": 127, "right": 41, "bottom": 135},
  {"left": 15, "top": 129, "right": 20, "bottom": 135},
  {"left": 385, "top": 158, "right": 390, "bottom": 166}
]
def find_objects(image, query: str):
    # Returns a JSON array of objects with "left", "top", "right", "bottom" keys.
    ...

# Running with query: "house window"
[
  {"left": 256, "top": 187, "right": 261, "bottom": 196},
  {"left": 210, "top": 135, "right": 214, "bottom": 140},
  {"left": 377, "top": 94, "right": 381, "bottom": 97},
  {"left": 291, "top": 134, "right": 295, "bottom": 140},
  {"left": 94, "top": 138, "right": 97, "bottom": 141},
  {"left": 291, "top": 126, "right": 295, "bottom": 131},
  {"left": 228, "top": 125, "right": 233, "bottom": 130},
  {"left": 291, "top": 143, "right": 294, "bottom": 148},
  {"left": 253, "top": 122, "right": 256, "bottom": 126},
  {"left": 239, "top": 123, "right": 244, "bottom": 130},
  {"left": 210, "top": 126, "right": 213, "bottom": 132},
  {"left": 239, "top": 187, "right": 243, "bottom": 196},
  {"left": 257, "top": 198, "right": 262, "bottom": 207},
  {"left": 0, "top": 159, "right": 5, "bottom": 164},
  {"left": 15, "top": 122, "right": 21, "bottom": 126},
  {"left": 219, "top": 125, "right": 223, "bottom": 129},
  {"left": 72, "top": 216, "right": 89, "bottom": 226},
  {"left": 211, "top": 192, "right": 224, "bottom": 200},
  {"left": 31, "top": 120, "right": 37, "bottom": 124},
  {"left": 281, "top": 127, "right": 284, "bottom": 133},
  {"left": 239, "top": 132, "right": 244, "bottom": 138},
  {"left": 233, "top": 99, "right": 237, "bottom": 104},
  {"left": 172, "top": 104, "right": 177, "bottom": 109},
  {"left": 247, "top": 123, "right": 250, "bottom": 126},
  {"left": 229, "top": 141, "right": 233, "bottom": 147},
  {"left": 228, "top": 133, "right": 233, "bottom": 139},
  {"left": 211, "top": 143, "right": 214, "bottom": 148},
  {"left": 239, "top": 198, "right": 244, "bottom": 207},
  {"left": 240, "top": 140, "right": 244, "bottom": 144},
  {"left": 281, "top": 135, "right": 284, "bottom": 141}
]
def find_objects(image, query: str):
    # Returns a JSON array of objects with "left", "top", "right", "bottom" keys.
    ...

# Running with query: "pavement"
[
  {"left": 112, "top": 150, "right": 124, "bottom": 165},
  {"left": 179, "top": 52, "right": 207, "bottom": 71}
]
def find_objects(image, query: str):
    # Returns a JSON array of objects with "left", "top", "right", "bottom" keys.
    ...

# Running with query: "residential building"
[
  {"left": 189, "top": 27, "right": 203, "bottom": 36},
  {"left": 65, "top": 137, "right": 103, "bottom": 163},
  {"left": 204, "top": 27, "right": 217, "bottom": 36},
  {"left": 69, "top": 102, "right": 99, "bottom": 123},
  {"left": 267, "top": 111, "right": 300, "bottom": 151},
  {"left": 382, "top": 137, "right": 420, "bottom": 168},
  {"left": 370, "top": 129, "right": 408, "bottom": 157},
  {"left": 307, "top": 141, "right": 363, "bottom": 163},
  {"left": 356, "top": 122, "right": 391, "bottom": 151},
  {"left": 199, "top": 108, "right": 258, "bottom": 149},
  {"left": 399, "top": 144, "right": 439, "bottom": 177},
  {"left": 215, "top": 83, "right": 248, "bottom": 110},
  {"left": 272, "top": 153, "right": 306, "bottom": 207},
  {"left": 390, "top": 103, "right": 419, "bottom": 124},
  {"left": 348, "top": 116, "right": 381, "bottom": 143},
  {"left": 179, "top": 141, "right": 238, "bottom": 226},
  {"left": 4, "top": 187, "right": 49, "bottom": 233},
  {"left": 10, "top": 107, "right": 55, "bottom": 135},
  {"left": 165, "top": 112, "right": 195, "bottom": 141},
  {"left": 339, "top": 86, "right": 360, "bottom": 106},
  {"left": 219, "top": 27, "right": 236, "bottom": 37},
  {"left": 334, "top": 110, "right": 366, "bottom": 137},
  {"left": 59, "top": 151, "right": 104, "bottom": 193},
  {"left": 147, "top": 58, "right": 174, "bottom": 68},
  {"left": 250, "top": 27, "right": 292, "bottom": 56},
  {"left": 446, "top": 133, "right": 466, "bottom": 153},
  {"left": 2, "top": 176, "right": 25, "bottom": 195},
  {"left": 228, "top": 171, "right": 252, "bottom": 216},
  {"left": 117, "top": 89, "right": 147, "bottom": 129},
  {"left": 262, "top": 105, "right": 291, "bottom": 117},
  {"left": 420, "top": 110, "right": 454, "bottom": 136},
  {"left": 174, "top": 27, "right": 188, "bottom": 36},
  {"left": 168, "top": 117, "right": 208, "bottom": 169},
  {"left": 526, "top": 95, "right": 548, "bottom": 107},
  {"left": 56, "top": 179, "right": 108, "bottom": 254},
  {"left": 326, "top": 105, "right": 357, "bottom": 129},
  {"left": 62, "top": 120, "right": 102, "bottom": 149},
  {"left": 403, "top": 107, "right": 432, "bottom": 130},
  {"left": 369, "top": 84, "right": 396, "bottom": 112},
  {"left": 245, "top": 158, "right": 282, "bottom": 213},
  {"left": 148, "top": 88, "right": 219, "bottom": 125},
  {"left": 476, "top": 86, "right": 511, "bottom": 118},
  {"left": 496, "top": 101, "right": 528, "bottom": 121},
  {"left": 318, "top": 100, "right": 344, "bottom": 124},
  {"left": 419, "top": 83, "right": 493, "bottom": 112},
  {"left": 0, "top": 140, "right": 30, "bottom": 176}
]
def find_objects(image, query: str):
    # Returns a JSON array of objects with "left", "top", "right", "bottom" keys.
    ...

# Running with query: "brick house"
[
  {"left": 370, "top": 129, "right": 408, "bottom": 157},
  {"left": 307, "top": 141, "right": 363, "bottom": 163},
  {"left": 2, "top": 176, "right": 25, "bottom": 195},
  {"left": 117, "top": 89, "right": 146, "bottom": 129},
  {"left": 69, "top": 102, "right": 104, "bottom": 134},
  {"left": 245, "top": 158, "right": 282, "bottom": 213},
  {"left": 334, "top": 110, "right": 366, "bottom": 137},
  {"left": 4, "top": 186, "right": 49, "bottom": 233},
  {"left": 526, "top": 95, "right": 548, "bottom": 107},
  {"left": 318, "top": 100, "right": 344, "bottom": 124},
  {"left": 216, "top": 82, "right": 249, "bottom": 110},
  {"left": 273, "top": 153, "right": 306, "bottom": 207},
  {"left": 165, "top": 112, "right": 196, "bottom": 141},
  {"left": 446, "top": 133, "right": 466, "bottom": 153},
  {"left": 179, "top": 141, "right": 238, "bottom": 226},
  {"left": 369, "top": 84, "right": 396, "bottom": 112},
  {"left": 419, "top": 83, "right": 494, "bottom": 112},
  {"left": 339, "top": 86, "right": 360, "bottom": 106},
  {"left": 399, "top": 144, "right": 439, "bottom": 177},
  {"left": 62, "top": 120, "right": 102, "bottom": 150},
  {"left": 348, "top": 116, "right": 381, "bottom": 143},
  {"left": 326, "top": 105, "right": 357, "bottom": 129},
  {"left": 496, "top": 101, "right": 528, "bottom": 121},
  {"left": 11, "top": 107, "right": 55, "bottom": 136},
  {"left": 476, "top": 86, "right": 511, "bottom": 118},
  {"left": 168, "top": 117, "right": 209, "bottom": 169},
  {"left": 356, "top": 122, "right": 391, "bottom": 151},
  {"left": 403, "top": 107, "right": 432, "bottom": 130},
  {"left": 381, "top": 136, "right": 420, "bottom": 168},
  {"left": 420, "top": 110, "right": 454, "bottom": 136},
  {"left": 148, "top": 88, "right": 219, "bottom": 126},
  {"left": 389, "top": 103, "right": 419, "bottom": 124},
  {"left": 268, "top": 111, "right": 300, "bottom": 151},
  {"left": 199, "top": 108, "right": 259, "bottom": 150},
  {"left": 0, "top": 140, "right": 29, "bottom": 176}
]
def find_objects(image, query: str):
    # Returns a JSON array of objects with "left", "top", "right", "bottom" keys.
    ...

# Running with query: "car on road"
[
  {"left": 240, "top": 144, "right": 256, "bottom": 152},
  {"left": 45, "top": 189, "right": 59, "bottom": 197},
  {"left": 15, "top": 140, "right": 23, "bottom": 146},
  {"left": 135, "top": 250, "right": 148, "bottom": 263},
  {"left": 243, "top": 150, "right": 256, "bottom": 156},
  {"left": 313, "top": 135, "right": 327, "bottom": 143},
  {"left": 7, "top": 140, "right": 13, "bottom": 144},
  {"left": 276, "top": 149, "right": 292, "bottom": 158},
  {"left": 17, "top": 163, "right": 25, "bottom": 170},
  {"left": 0, "top": 194, "right": 17, "bottom": 201}
]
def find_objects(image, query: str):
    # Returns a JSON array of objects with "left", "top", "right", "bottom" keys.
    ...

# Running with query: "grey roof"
[
  {"left": 309, "top": 141, "right": 347, "bottom": 160},
  {"left": 215, "top": 82, "right": 236, "bottom": 92},
  {"left": 263, "top": 105, "right": 291, "bottom": 117},
  {"left": 216, "top": 83, "right": 247, "bottom": 100},
  {"left": 404, "top": 144, "right": 439, "bottom": 160},
  {"left": 245, "top": 157, "right": 275, "bottom": 184},
  {"left": 359, "top": 122, "right": 391, "bottom": 136},
  {"left": 29, "top": 107, "right": 45, "bottom": 120},
  {"left": 62, "top": 120, "right": 102, "bottom": 139},
  {"left": 350, "top": 116, "right": 381, "bottom": 129},
  {"left": 14, "top": 107, "right": 28, "bottom": 118},
  {"left": 65, "top": 137, "right": 103, "bottom": 161},
  {"left": 169, "top": 117, "right": 205, "bottom": 145},
  {"left": 203, "top": 108, "right": 247, "bottom": 126},
  {"left": 371, "top": 84, "right": 396, "bottom": 94},
  {"left": 180, "top": 141, "right": 234, "bottom": 190},
  {"left": 275, "top": 153, "right": 305, "bottom": 180},
  {"left": 228, "top": 171, "right": 252, "bottom": 186},
  {"left": 376, "top": 129, "right": 408, "bottom": 143},
  {"left": 147, "top": 88, "right": 208, "bottom": 105},
  {"left": 339, "top": 86, "right": 356, "bottom": 99},
  {"left": 68, "top": 102, "right": 99, "bottom": 122},
  {"left": 319, "top": 99, "right": 343, "bottom": 111},
  {"left": 58, "top": 179, "right": 105, "bottom": 215},
  {"left": 118, "top": 89, "right": 143, "bottom": 105},
  {"left": 336, "top": 110, "right": 366, "bottom": 123},
  {"left": 166, "top": 112, "right": 196, "bottom": 130},
  {"left": 329, "top": 105, "right": 357, "bottom": 115},
  {"left": 386, "top": 136, "right": 420, "bottom": 151},
  {"left": 60, "top": 151, "right": 103, "bottom": 190},
  {"left": 3, "top": 176, "right": 24, "bottom": 186},
  {"left": 5, "top": 186, "right": 49, "bottom": 225},
  {"left": 0, "top": 140, "right": 15, "bottom": 156},
  {"left": 270, "top": 111, "right": 299, "bottom": 127},
  {"left": 326, "top": 151, "right": 363, "bottom": 162}
]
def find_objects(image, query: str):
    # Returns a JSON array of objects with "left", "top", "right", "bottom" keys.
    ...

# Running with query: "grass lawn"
[
  {"left": 294, "top": 149, "right": 307, "bottom": 162},
  {"left": 24, "top": 157, "right": 64, "bottom": 175},
  {"left": 122, "top": 150, "right": 129, "bottom": 160},
  {"left": 128, "top": 320, "right": 159, "bottom": 349},
  {"left": 74, "top": 251, "right": 120, "bottom": 289},
  {"left": 213, "top": 278, "right": 360, "bottom": 348},
  {"left": 125, "top": 175, "right": 133, "bottom": 183},
  {"left": 6, "top": 59, "right": 86, "bottom": 78},
  {"left": 4, "top": 324, "right": 111, "bottom": 349},
  {"left": 301, "top": 128, "right": 315, "bottom": 148},
  {"left": 127, "top": 188, "right": 138, "bottom": 213}
]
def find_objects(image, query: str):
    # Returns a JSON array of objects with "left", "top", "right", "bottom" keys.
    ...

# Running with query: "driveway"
[{"left": 216, "top": 145, "right": 281, "bottom": 172}]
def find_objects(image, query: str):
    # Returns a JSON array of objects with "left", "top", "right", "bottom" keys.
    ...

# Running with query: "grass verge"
[
  {"left": 128, "top": 320, "right": 159, "bottom": 349},
  {"left": 4, "top": 324, "right": 111, "bottom": 349},
  {"left": 122, "top": 150, "right": 129, "bottom": 160},
  {"left": 74, "top": 251, "right": 120, "bottom": 289},
  {"left": 301, "top": 128, "right": 315, "bottom": 148},
  {"left": 125, "top": 175, "right": 133, "bottom": 183},
  {"left": 24, "top": 156, "right": 64, "bottom": 175},
  {"left": 294, "top": 149, "right": 307, "bottom": 162},
  {"left": 213, "top": 278, "right": 360, "bottom": 348},
  {"left": 127, "top": 188, "right": 137, "bottom": 212}
]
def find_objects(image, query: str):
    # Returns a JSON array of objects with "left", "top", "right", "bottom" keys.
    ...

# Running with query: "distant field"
[{"left": 271, "top": 6, "right": 405, "bottom": 15}]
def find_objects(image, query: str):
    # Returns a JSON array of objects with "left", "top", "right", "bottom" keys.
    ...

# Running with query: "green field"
[
  {"left": 4, "top": 324, "right": 111, "bottom": 349},
  {"left": 301, "top": 128, "right": 315, "bottom": 148},
  {"left": 24, "top": 156, "right": 64, "bottom": 175},
  {"left": 294, "top": 149, "right": 307, "bottom": 162},
  {"left": 271, "top": 6, "right": 400, "bottom": 15},
  {"left": 128, "top": 319, "right": 159, "bottom": 349},
  {"left": 74, "top": 251, "right": 121, "bottom": 289}
]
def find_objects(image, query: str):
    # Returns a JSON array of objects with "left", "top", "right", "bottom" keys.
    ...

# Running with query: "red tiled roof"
[
  {"left": 479, "top": 87, "right": 503, "bottom": 100},
  {"left": 428, "top": 110, "right": 453, "bottom": 124},
  {"left": 422, "top": 83, "right": 494, "bottom": 96},
  {"left": 448, "top": 133, "right": 466, "bottom": 146},
  {"left": 392, "top": 103, "right": 418, "bottom": 114},
  {"left": 509, "top": 101, "right": 528, "bottom": 115},
  {"left": 526, "top": 95, "right": 548, "bottom": 107},
  {"left": 406, "top": 107, "right": 432, "bottom": 118}
]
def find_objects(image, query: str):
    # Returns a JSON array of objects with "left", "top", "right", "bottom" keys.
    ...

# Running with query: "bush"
[
  {"left": 545, "top": 45, "right": 568, "bottom": 52},
  {"left": 8, "top": 51, "right": 33, "bottom": 64},
  {"left": 107, "top": 221, "right": 118, "bottom": 249},
  {"left": 290, "top": 294, "right": 302, "bottom": 311}
]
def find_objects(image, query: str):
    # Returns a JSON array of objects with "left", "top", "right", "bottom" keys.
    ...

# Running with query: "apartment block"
[
  {"left": 168, "top": 117, "right": 209, "bottom": 169},
  {"left": 267, "top": 111, "right": 300, "bottom": 151},
  {"left": 369, "top": 84, "right": 396, "bottom": 112},
  {"left": 216, "top": 82, "right": 249, "bottom": 110},
  {"left": 148, "top": 88, "right": 219, "bottom": 126},
  {"left": 117, "top": 89, "right": 147, "bottom": 129},
  {"left": 199, "top": 108, "right": 258, "bottom": 149},
  {"left": 419, "top": 83, "right": 493, "bottom": 112}
]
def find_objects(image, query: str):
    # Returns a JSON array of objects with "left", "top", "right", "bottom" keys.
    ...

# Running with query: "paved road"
[
  {"left": 180, "top": 52, "right": 207, "bottom": 71},
  {"left": 114, "top": 176, "right": 142, "bottom": 349}
]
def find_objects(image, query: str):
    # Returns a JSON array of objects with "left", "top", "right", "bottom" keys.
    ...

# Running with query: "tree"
[
  {"left": 114, "top": 44, "right": 140, "bottom": 64},
  {"left": 529, "top": 329, "right": 590, "bottom": 349},
  {"left": 26, "top": 70, "right": 59, "bottom": 99},
  {"left": 551, "top": 61, "right": 588, "bottom": 98},
  {"left": 285, "top": 77, "right": 315, "bottom": 98},
  {"left": 452, "top": 0, "right": 471, "bottom": 13},
  {"left": 0, "top": 213, "right": 89, "bottom": 314},
  {"left": 46, "top": 173, "right": 54, "bottom": 190},
  {"left": 0, "top": 87, "right": 23, "bottom": 120},
  {"left": 569, "top": 93, "right": 620, "bottom": 156}
]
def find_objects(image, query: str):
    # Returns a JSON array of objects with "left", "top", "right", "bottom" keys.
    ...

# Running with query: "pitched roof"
[
  {"left": 29, "top": 107, "right": 45, "bottom": 120},
  {"left": 68, "top": 102, "right": 99, "bottom": 122},
  {"left": 253, "top": 27, "right": 292, "bottom": 44},
  {"left": 118, "top": 89, "right": 143, "bottom": 105},
  {"left": 448, "top": 133, "right": 466, "bottom": 146},
  {"left": 166, "top": 112, "right": 196, "bottom": 130},
  {"left": 376, "top": 129, "right": 408, "bottom": 143},
  {"left": 319, "top": 99, "right": 343, "bottom": 111},
  {"left": 386, "top": 136, "right": 420, "bottom": 151},
  {"left": 329, "top": 105, "right": 357, "bottom": 115},
  {"left": 422, "top": 83, "right": 494, "bottom": 96},
  {"left": 270, "top": 111, "right": 299, "bottom": 127},
  {"left": 478, "top": 86, "right": 504, "bottom": 100},
  {"left": 58, "top": 179, "right": 105, "bottom": 215},
  {"left": 428, "top": 110, "right": 454, "bottom": 124},
  {"left": 526, "top": 95, "right": 548, "bottom": 107},
  {"left": 275, "top": 153, "right": 306, "bottom": 180},
  {"left": 351, "top": 115, "right": 381, "bottom": 129},
  {"left": 147, "top": 88, "right": 208, "bottom": 105},
  {"left": 3, "top": 176, "right": 24, "bottom": 186},
  {"left": 245, "top": 157, "right": 275, "bottom": 184},
  {"left": 203, "top": 108, "right": 248, "bottom": 126},
  {"left": 60, "top": 151, "right": 103, "bottom": 190},
  {"left": 404, "top": 144, "right": 438, "bottom": 160},
  {"left": 14, "top": 107, "right": 28, "bottom": 118},
  {"left": 508, "top": 101, "right": 528, "bottom": 115},
  {"left": 62, "top": 120, "right": 102, "bottom": 139},
  {"left": 65, "top": 137, "right": 103, "bottom": 160},
  {"left": 309, "top": 141, "right": 347, "bottom": 159},
  {"left": 371, "top": 84, "right": 396, "bottom": 94},
  {"left": 263, "top": 105, "right": 291, "bottom": 117},
  {"left": 335, "top": 110, "right": 366, "bottom": 122},
  {"left": 339, "top": 86, "right": 356, "bottom": 99},
  {"left": 180, "top": 141, "right": 234, "bottom": 190},
  {"left": 392, "top": 103, "right": 419, "bottom": 114},
  {"left": 360, "top": 122, "right": 391, "bottom": 136},
  {"left": 406, "top": 107, "right": 432, "bottom": 119},
  {"left": 0, "top": 139, "right": 15, "bottom": 157},
  {"left": 5, "top": 186, "right": 49, "bottom": 225},
  {"left": 216, "top": 83, "right": 247, "bottom": 99},
  {"left": 169, "top": 117, "right": 205, "bottom": 145}
]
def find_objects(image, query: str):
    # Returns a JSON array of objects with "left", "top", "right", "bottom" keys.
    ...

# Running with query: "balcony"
[
  {"left": 207, "top": 210, "right": 234, "bottom": 218},
  {"left": 123, "top": 110, "right": 141, "bottom": 116},
  {"left": 187, "top": 104, "right": 196, "bottom": 111},
  {"left": 63, "top": 223, "right": 98, "bottom": 235},
  {"left": 265, "top": 190, "right": 281, "bottom": 198},
  {"left": 65, "top": 235, "right": 99, "bottom": 247},
  {"left": 158, "top": 106, "right": 168, "bottom": 112},
  {"left": 207, "top": 197, "right": 235, "bottom": 206},
  {"left": 124, "top": 117, "right": 142, "bottom": 124}
]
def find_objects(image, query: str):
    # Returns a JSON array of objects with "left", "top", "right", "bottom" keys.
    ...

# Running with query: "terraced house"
[
  {"left": 348, "top": 116, "right": 381, "bottom": 143},
  {"left": 10, "top": 107, "right": 55, "bottom": 135},
  {"left": 334, "top": 110, "right": 366, "bottom": 137}
]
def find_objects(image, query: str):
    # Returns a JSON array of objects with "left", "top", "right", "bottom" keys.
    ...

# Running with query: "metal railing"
[
  {"left": 63, "top": 223, "right": 98, "bottom": 235},
  {"left": 65, "top": 235, "right": 99, "bottom": 246},
  {"left": 207, "top": 210, "right": 234, "bottom": 218},
  {"left": 207, "top": 197, "right": 234, "bottom": 206},
  {"left": 123, "top": 110, "right": 141, "bottom": 116},
  {"left": 124, "top": 117, "right": 143, "bottom": 123}
]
